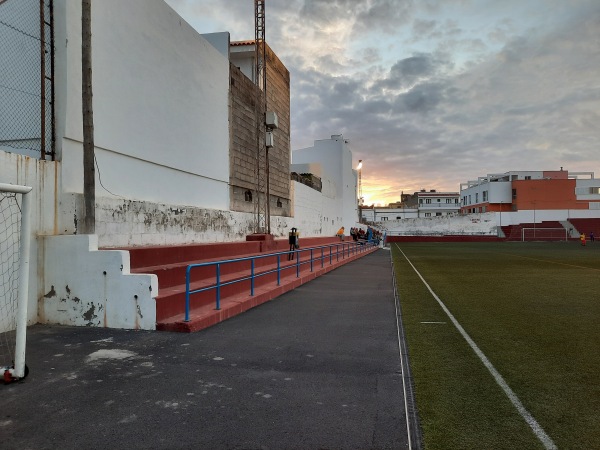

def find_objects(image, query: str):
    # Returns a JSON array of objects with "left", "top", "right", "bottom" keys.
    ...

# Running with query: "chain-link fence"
[{"left": 0, "top": 0, "right": 54, "bottom": 160}]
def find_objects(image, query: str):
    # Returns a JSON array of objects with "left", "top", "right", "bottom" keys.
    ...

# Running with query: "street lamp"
[{"left": 357, "top": 160, "right": 363, "bottom": 222}]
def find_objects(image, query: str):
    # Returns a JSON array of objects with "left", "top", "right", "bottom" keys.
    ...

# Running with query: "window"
[
  {"left": 446, "top": 199, "right": 452, "bottom": 203},
  {"left": 419, "top": 199, "right": 423, "bottom": 204},
  {"left": 381, "top": 216, "right": 388, "bottom": 221},
  {"left": 437, "top": 198, "right": 441, "bottom": 202},
  {"left": 276, "top": 198, "right": 282, "bottom": 207},
  {"left": 469, "top": 195, "right": 472, "bottom": 204},
  {"left": 483, "top": 191, "right": 488, "bottom": 202},
  {"left": 455, "top": 199, "right": 459, "bottom": 203},
  {"left": 436, "top": 212, "right": 442, "bottom": 216},
  {"left": 512, "top": 189, "right": 517, "bottom": 199},
  {"left": 396, "top": 216, "right": 402, "bottom": 220},
  {"left": 244, "top": 190, "right": 252, "bottom": 202},
  {"left": 525, "top": 176, "right": 531, "bottom": 180},
  {"left": 475, "top": 193, "right": 479, "bottom": 203},
  {"left": 426, "top": 199, "right": 432, "bottom": 204},
  {"left": 425, "top": 213, "right": 431, "bottom": 217}
]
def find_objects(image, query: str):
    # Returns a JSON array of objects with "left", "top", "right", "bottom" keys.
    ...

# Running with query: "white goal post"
[
  {"left": 0, "top": 182, "right": 32, "bottom": 381},
  {"left": 521, "top": 227, "right": 568, "bottom": 242}
]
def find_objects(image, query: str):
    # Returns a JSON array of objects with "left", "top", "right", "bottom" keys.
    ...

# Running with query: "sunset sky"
[{"left": 165, "top": 0, "right": 600, "bottom": 206}]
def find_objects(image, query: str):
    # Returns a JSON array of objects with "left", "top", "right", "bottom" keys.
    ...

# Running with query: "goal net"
[
  {"left": 0, "top": 183, "right": 32, "bottom": 382},
  {"left": 521, "top": 227, "right": 568, "bottom": 242}
]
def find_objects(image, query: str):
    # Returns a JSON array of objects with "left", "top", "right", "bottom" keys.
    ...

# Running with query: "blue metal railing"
[{"left": 184, "top": 240, "right": 377, "bottom": 321}]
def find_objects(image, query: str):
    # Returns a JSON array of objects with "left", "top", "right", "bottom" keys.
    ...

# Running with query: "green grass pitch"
[{"left": 391, "top": 241, "right": 600, "bottom": 450}]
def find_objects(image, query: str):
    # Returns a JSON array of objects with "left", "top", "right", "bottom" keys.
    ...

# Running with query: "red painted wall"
[{"left": 513, "top": 179, "right": 587, "bottom": 210}]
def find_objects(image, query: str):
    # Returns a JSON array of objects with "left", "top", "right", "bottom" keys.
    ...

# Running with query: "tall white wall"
[
  {"left": 53, "top": 0, "right": 230, "bottom": 210},
  {"left": 381, "top": 213, "right": 498, "bottom": 235},
  {"left": 293, "top": 135, "right": 359, "bottom": 230},
  {"left": 291, "top": 181, "right": 343, "bottom": 237}
]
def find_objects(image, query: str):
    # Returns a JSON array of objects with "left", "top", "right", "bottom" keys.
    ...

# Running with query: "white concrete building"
[
  {"left": 361, "top": 206, "right": 419, "bottom": 222},
  {"left": 360, "top": 190, "right": 459, "bottom": 223},
  {"left": 292, "top": 135, "right": 359, "bottom": 231},
  {"left": 459, "top": 169, "right": 600, "bottom": 224},
  {"left": 415, "top": 190, "right": 460, "bottom": 217}
]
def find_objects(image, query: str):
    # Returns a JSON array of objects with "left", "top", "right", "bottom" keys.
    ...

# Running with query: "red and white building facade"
[{"left": 459, "top": 169, "right": 600, "bottom": 215}]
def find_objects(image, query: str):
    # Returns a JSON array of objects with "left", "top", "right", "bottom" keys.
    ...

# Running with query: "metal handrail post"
[
  {"left": 251, "top": 259, "right": 255, "bottom": 296},
  {"left": 310, "top": 249, "right": 313, "bottom": 272},
  {"left": 296, "top": 251, "right": 300, "bottom": 277},
  {"left": 216, "top": 264, "right": 221, "bottom": 310},
  {"left": 329, "top": 246, "right": 332, "bottom": 265},
  {"left": 321, "top": 247, "right": 324, "bottom": 268},
  {"left": 185, "top": 266, "right": 191, "bottom": 322},
  {"left": 277, "top": 254, "right": 281, "bottom": 285}
]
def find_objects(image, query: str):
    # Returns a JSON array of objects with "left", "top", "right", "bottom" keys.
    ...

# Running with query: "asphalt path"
[{"left": 2, "top": 249, "right": 415, "bottom": 449}]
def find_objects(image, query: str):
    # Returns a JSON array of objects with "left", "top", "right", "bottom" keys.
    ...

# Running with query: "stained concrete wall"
[
  {"left": 58, "top": 179, "right": 344, "bottom": 248},
  {"left": 40, "top": 235, "right": 158, "bottom": 330},
  {"left": 0, "top": 151, "right": 58, "bottom": 330},
  {"left": 378, "top": 210, "right": 600, "bottom": 237}
]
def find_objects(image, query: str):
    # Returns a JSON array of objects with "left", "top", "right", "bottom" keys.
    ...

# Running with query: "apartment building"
[
  {"left": 361, "top": 190, "right": 460, "bottom": 222},
  {"left": 460, "top": 169, "right": 600, "bottom": 214}
]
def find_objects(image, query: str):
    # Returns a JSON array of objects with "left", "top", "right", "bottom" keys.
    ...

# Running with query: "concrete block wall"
[
  {"left": 229, "top": 63, "right": 259, "bottom": 194},
  {"left": 265, "top": 45, "right": 291, "bottom": 201},
  {"left": 228, "top": 44, "right": 292, "bottom": 216}
]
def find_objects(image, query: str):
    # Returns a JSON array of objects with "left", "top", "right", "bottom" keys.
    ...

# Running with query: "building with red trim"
[{"left": 460, "top": 169, "right": 600, "bottom": 214}]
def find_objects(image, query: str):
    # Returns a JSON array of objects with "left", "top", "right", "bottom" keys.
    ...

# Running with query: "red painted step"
[{"left": 115, "top": 237, "right": 376, "bottom": 332}]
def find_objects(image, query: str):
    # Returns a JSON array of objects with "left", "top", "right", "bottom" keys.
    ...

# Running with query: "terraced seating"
[{"left": 122, "top": 236, "right": 377, "bottom": 332}]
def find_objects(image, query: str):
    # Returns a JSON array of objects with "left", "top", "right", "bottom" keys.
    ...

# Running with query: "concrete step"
[{"left": 156, "top": 246, "right": 378, "bottom": 332}]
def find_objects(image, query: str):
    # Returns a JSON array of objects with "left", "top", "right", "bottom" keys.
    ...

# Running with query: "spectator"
[
  {"left": 288, "top": 227, "right": 299, "bottom": 260},
  {"left": 336, "top": 226, "right": 345, "bottom": 241}
]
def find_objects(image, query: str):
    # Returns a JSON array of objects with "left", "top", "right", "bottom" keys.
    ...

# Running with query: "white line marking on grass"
[
  {"left": 420, "top": 321, "right": 446, "bottom": 324},
  {"left": 397, "top": 245, "right": 557, "bottom": 450}
]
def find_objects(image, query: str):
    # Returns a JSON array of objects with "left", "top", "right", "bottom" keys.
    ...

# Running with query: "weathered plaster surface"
[{"left": 40, "top": 234, "right": 158, "bottom": 330}]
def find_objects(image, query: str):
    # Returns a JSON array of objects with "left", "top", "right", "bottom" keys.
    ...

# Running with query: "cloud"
[{"left": 165, "top": 0, "right": 600, "bottom": 204}]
